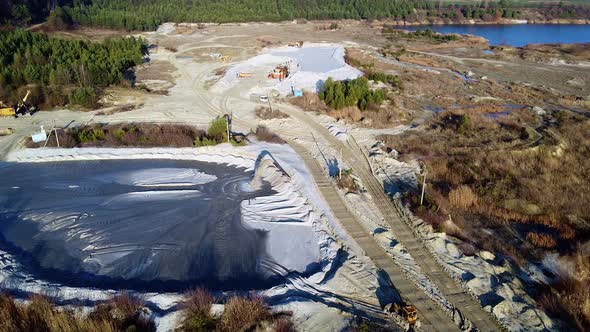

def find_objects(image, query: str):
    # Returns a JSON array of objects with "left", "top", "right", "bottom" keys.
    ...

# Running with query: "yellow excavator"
[
  {"left": 385, "top": 301, "right": 418, "bottom": 327},
  {"left": 0, "top": 90, "right": 37, "bottom": 118}
]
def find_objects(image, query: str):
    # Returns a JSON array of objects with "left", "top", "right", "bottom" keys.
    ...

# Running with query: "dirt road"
[
  {"left": 289, "top": 141, "right": 461, "bottom": 331},
  {"left": 279, "top": 103, "right": 501, "bottom": 332}
]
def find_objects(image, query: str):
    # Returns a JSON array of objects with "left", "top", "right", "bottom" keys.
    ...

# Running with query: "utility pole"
[
  {"left": 420, "top": 167, "right": 427, "bottom": 206},
  {"left": 339, "top": 148, "right": 342, "bottom": 180},
  {"left": 54, "top": 120, "right": 60, "bottom": 148},
  {"left": 225, "top": 114, "right": 230, "bottom": 144}
]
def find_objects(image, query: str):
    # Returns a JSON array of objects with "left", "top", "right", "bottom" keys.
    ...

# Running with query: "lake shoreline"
[{"left": 376, "top": 18, "right": 590, "bottom": 27}]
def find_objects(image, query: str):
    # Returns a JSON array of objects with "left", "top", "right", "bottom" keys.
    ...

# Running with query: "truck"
[
  {"left": 0, "top": 108, "right": 15, "bottom": 117},
  {"left": 236, "top": 72, "right": 252, "bottom": 78}
]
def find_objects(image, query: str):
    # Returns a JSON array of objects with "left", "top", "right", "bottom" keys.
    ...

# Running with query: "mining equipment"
[
  {"left": 0, "top": 90, "right": 37, "bottom": 118},
  {"left": 0, "top": 128, "right": 15, "bottom": 136},
  {"left": 267, "top": 64, "right": 289, "bottom": 80},
  {"left": 384, "top": 301, "right": 418, "bottom": 327}
]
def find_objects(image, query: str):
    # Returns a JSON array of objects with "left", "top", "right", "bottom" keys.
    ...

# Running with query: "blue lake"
[{"left": 403, "top": 24, "right": 590, "bottom": 47}]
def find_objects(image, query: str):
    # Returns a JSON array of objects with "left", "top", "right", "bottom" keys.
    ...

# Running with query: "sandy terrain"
[{"left": 1, "top": 20, "right": 589, "bottom": 332}]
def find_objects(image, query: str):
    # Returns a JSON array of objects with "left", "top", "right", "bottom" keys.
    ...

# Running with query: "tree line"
[
  {"left": 2, "top": 1, "right": 588, "bottom": 31},
  {"left": 0, "top": 29, "right": 147, "bottom": 108}
]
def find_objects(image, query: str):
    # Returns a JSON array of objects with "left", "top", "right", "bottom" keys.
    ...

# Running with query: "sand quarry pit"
[
  {"left": 213, "top": 43, "right": 362, "bottom": 97},
  {"left": 0, "top": 147, "right": 330, "bottom": 291}
]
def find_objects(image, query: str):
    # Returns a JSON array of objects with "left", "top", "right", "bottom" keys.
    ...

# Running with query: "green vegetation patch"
[
  {"left": 0, "top": 29, "right": 147, "bottom": 108},
  {"left": 319, "top": 77, "right": 386, "bottom": 111}
]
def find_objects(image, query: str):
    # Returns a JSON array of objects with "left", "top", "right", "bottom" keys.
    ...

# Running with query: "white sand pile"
[{"left": 213, "top": 43, "right": 362, "bottom": 97}]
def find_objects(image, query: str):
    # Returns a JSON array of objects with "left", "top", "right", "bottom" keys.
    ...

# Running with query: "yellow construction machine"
[
  {"left": 0, "top": 90, "right": 37, "bottom": 118},
  {"left": 385, "top": 301, "right": 418, "bottom": 327},
  {"left": 236, "top": 72, "right": 252, "bottom": 78}
]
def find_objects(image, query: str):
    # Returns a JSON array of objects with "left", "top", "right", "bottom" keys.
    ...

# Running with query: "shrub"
[
  {"left": 255, "top": 106, "right": 289, "bottom": 120},
  {"left": 0, "top": 293, "right": 155, "bottom": 332},
  {"left": 69, "top": 87, "right": 99, "bottom": 108},
  {"left": 194, "top": 136, "right": 217, "bottom": 147},
  {"left": 113, "top": 128, "right": 126, "bottom": 141},
  {"left": 178, "top": 289, "right": 216, "bottom": 332},
  {"left": 207, "top": 117, "right": 228, "bottom": 143},
  {"left": 254, "top": 125, "right": 285, "bottom": 144},
  {"left": 75, "top": 127, "right": 105, "bottom": 144},
  {"left": 526, "top": 232, "right": 557, "bottom": 249},
  {"left": 336, "top": 171, "right": 359, "bottom": 194},
  {"left": 367, "top": 72, "right": 403, "bottom": 90},
  {"left": 89, "top": 293, "right": 155, "bottom": 332},
  {"left": 274, "top": 318, "right": 295, "bottom": 332},
  {"left": 448, "top": 186, "right": 478, "bottom": 209},
  {"left": 219, "top": 295, "right": 271, "bottom": 332}
]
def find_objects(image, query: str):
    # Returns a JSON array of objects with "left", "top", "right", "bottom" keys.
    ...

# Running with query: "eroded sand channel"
[{"left": 0, "top": 159, "right": 313, "bottom": 289}]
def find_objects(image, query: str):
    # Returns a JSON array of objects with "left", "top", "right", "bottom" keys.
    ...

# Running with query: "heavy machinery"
[
  {"left": 0, "top": 128, "right": 15, "bottom": 136},
  {"left": 385, "top": 301, "right": 418, "bottom": 327},
  {"left": 0, "top": 107, "right": 15, "bottom": 117},
  {"left": 237, "top": 72, "right": 252, "bottom": 78},
  {"left": 0, "top": 90, "right": 37, "bottom": 118},
  {"left": 267, "top": 64, "right": 289, "bottom": 80}
]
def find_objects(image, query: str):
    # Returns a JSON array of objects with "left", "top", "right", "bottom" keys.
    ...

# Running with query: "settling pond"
[
  {"left": 403, "top": 24, "right": 590, "bottom": 46},
  {"left": 0, "top": 160, "right": 311, "bottom": 291}
]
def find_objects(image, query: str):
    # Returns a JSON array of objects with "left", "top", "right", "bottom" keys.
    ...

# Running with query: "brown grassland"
[{"left": 379, "top": 107, "right": 590, "bottom": 330}]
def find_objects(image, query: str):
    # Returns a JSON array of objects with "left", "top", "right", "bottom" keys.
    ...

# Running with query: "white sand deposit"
[{"left": 213, "top": 43, "right": 362, "bottom": 97}]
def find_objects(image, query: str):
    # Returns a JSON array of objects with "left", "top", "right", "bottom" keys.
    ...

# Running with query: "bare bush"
[
  {"left": 448, "top": 186, "right": 478, "bottom": 209},
  {"left": 526, "top": 232, "right": 557, "bottom": 249},
  {"left": 0, "top": 293, "right": 154, "bottom": 332},
  {"left": 219, "top": 295, "right": 271, "bottom": 332},
  {"left": 457, "top": 242, "right": 478, "bottom": 256},
  {"left": 274, "top": 318, "right": 295, "bottom": 332},
  {"left": 336, "top": 173, "right": 360, "bottom": 194},
  {"left": 255, "top": 106, "right": 289, "bottom": 120},
  {"left": 254, "top": 125, "right": 285, "bottom": 144},
  {"left": 178, "top": 288, "right": 216, "bottom": 332}
]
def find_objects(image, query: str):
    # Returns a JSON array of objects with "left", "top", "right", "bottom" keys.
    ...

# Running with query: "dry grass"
[
  {"left": 336, "top": 173, "right": 360, "bottom": 194},
  {"left": 219, "top": 295, "right": 271, "bottom": 332},
  {"left": 540, "top": 250, "right": 590, "bottom": 330},
  {"left": 0, "top": 293, "right": 154, "bottom": 332},
  {"left": 526, "top": 232, "right": 557, "bottom": 249},
  {"left": 254, "top": 125, "right": 286, "bottom": 144},
  {"left": 177, "top": 288, "right": 216, "bottom": 332},
  {"left": 177, "top": 289, "right": 294, "bottom": 332},
  {"left": 273, "top": 318, "right": 295, "bottom": 332},
  {"left": 448, "top": 186, "right": 478, "bottom": 209},
  {"left": 255, "top": 106, "right": 289, "bottom": 120},
  {"left": 386, "top": 108, "right": 590, "bottom": 329}
]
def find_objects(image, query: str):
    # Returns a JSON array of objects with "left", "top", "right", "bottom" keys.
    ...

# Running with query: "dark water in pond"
[
  {"left": 0, "top": 160, "right": 291, "bottom": 291},
  {"left": 403, "top": 24, "right": 590, "bottom": 46}
]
